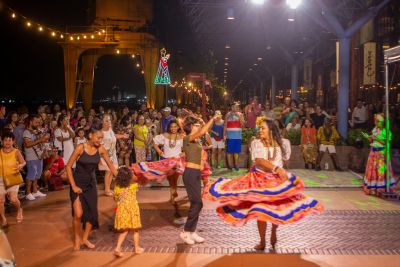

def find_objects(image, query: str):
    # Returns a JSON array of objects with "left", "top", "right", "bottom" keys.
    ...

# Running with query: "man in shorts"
[{"left": 23, "top": 115, "right": 49, "bottom": 200}]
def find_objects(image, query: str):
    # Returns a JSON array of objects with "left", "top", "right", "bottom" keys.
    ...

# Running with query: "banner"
[
  {"left": 303, "top": 58, "right": 312, "bottom": 91},
  {"left": 363, "top": 42, "right": 376, "bottom": 85}
]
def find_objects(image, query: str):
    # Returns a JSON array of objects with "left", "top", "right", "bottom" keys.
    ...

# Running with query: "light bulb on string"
[
  {"left": 26, "top": 21, "right": 31, "bottom": 27},
  {"left": 38, "top": 26, "right": 43, "bottom": 32},
  {"left": 91, "top": 35, "right": 94, "bottom": 39},
  {"left": 11, "top": 13, "right": 16, "bottom": 19},
  {"left": 70, "top": 36, "right": 74, "bottom": 41},
  {"left": 98, "top": 32, "right": 101, "bottom": 35},
  {"left": 60, "top": 34, "right": 64, "bottom": 39},
  {"left": 136, "top": 63, "right": 140, "bottom": 68},
  {"left": 77, "top": 36, "right": 80, "bottom": 40},
  {"left": 51, "top": 32, "right": 56, "bottom": 37},
  {"left": 83, "top": 35, "right": 87, "bottom": 39}
]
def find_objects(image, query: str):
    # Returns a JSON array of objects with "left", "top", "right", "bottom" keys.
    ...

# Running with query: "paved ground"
[{"left": 3, "top": 176, "right": 400, "bottom": 267}]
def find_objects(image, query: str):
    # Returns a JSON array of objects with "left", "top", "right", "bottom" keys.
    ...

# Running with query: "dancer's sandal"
[
  {"left": 82, "top": 240, "right": 96, "bottom": 249},
  {"left": 114, "top": 250, "right": 124, "bottom": 257}
]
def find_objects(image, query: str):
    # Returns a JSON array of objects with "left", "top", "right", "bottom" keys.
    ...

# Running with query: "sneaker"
[
  {"left": 191, "top": 232, "right": 205, "bottom": 243},
  {"left": 26, "top": 193, "right": 36, "bottom": 201},
  {"left": 33, "top": 191, "right": 47, "bottom": 198},
  {"left": 180, "top": 231, "right": 195, "bottom": 245}
]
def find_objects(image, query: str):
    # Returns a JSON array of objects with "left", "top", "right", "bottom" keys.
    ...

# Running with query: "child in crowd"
[
  {"left": 113, "top": 166, "right": 144, "bottom": 257},
  {"left": 74, "top": 127, "right": 87, "bottom": 147}
]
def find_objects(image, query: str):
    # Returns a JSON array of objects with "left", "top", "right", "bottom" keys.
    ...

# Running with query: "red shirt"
[{"left": 45, "top": 156, "right": 65, "bottom": 174}]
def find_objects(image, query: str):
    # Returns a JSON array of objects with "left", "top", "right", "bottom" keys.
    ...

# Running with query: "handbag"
[{"left": 1, "top": 150, "right": 24, "bottom": 188}]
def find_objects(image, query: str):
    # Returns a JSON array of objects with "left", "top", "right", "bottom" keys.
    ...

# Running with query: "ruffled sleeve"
[
  {"left": 250, "top": 139, "right": 265, "bottom": 161},
  {"left": 153, "top": 134, "right": 165, "bottom": 145}
]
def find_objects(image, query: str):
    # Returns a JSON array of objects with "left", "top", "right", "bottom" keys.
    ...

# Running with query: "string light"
[
  {"left": 116, "top": 49, "right": 120, "bottom": 54},
  {"left": 136, "top": 63, "right": 140, "bottom": 68},
  {"left": 5, "top": 4, "right": 104, "bottom": 42}
]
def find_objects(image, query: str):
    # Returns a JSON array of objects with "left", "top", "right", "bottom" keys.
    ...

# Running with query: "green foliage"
[
  {"left": 347, "top": 128, "right": 370, "bottom": 148},
  {"left": 287, "top": 129, "right": 301, "bottom": 145},
  {"left": 242, "top": 128, "right": 257, "bottom": 145}
]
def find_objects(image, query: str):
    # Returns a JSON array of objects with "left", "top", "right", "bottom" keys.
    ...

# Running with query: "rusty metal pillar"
[
  {"left": 142, "top": 47, "right": 159, "bottom": 109},
  {"left": 80, "top": 52, "right": 99, "bottom": 111},
  {"left": 62, "top": 45, "right": 83, "bottom": 110}
]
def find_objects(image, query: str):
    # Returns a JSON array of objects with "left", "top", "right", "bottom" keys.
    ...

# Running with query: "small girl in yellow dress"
[{"left": 113, "top": 166, "right": 144, "bottom": 257}]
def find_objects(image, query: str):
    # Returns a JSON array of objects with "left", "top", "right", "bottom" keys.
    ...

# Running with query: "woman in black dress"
[{"left": 66, "top": 122, "right": 117, "bottom": 250}]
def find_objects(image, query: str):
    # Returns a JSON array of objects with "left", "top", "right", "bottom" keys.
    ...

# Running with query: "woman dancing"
[
  {"left": 363, "top": 113, "right": 395, "bottom": 195},
  {"left": 66, "top": 121, "right": 118, "bottom": 250},
  {"left": 153, "top": 120, "right": 184, "bottom": 204},
  {"left": 179, "top": 113, "right": 221, "bottom": 245},
  {"left": 205, "top": 117, "right": 323, "bottom": 250}
]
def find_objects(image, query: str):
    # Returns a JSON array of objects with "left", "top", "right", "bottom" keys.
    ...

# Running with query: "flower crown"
[{"left": 256, "top": 116, "right": 267, "bottom": 127}]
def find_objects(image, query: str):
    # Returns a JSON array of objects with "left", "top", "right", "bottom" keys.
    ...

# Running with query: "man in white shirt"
[{"left": 351, "top": 100, "right": 368, "bottom": 129}]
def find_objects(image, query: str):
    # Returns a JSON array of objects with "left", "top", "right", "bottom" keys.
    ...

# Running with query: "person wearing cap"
[
  {"left": 210, "top": 110, "right": 225, "bottom": 169},
  {"left": 160, "top": 107, "right": 175, "bottom": 133},
  {"left": 363, "top": 113, "right": 396, "bottom": 195},
  {"left": 315, "top": 117, "right": 342, "bottom": 171}
]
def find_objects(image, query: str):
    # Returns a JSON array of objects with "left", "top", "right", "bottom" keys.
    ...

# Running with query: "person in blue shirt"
[{"left": 161, "top": 107, "right": 175, "bottom": 133}]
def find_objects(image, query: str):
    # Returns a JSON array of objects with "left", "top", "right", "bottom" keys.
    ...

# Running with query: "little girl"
[
  {"left": 113, "top": 166, "right": 144, "bottom": 257},
  {"left": 74, "top": 127, "right": 87, "bottom": 147}
]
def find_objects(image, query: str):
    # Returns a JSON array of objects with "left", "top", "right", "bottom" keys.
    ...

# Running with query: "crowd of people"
[{"left": 0, "top": 95, "right": 397, "bottom": 254}]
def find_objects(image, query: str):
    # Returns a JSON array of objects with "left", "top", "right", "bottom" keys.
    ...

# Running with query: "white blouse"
[
  {"left": 153, "top": 134, "right": 183, "bottom": 158},
  {"left": 250, "top": 139, "right": 291, "bottom": 168}
]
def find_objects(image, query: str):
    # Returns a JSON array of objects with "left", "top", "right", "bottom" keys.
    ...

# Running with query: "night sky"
[{"left": 1, "top": 0, "right": 195, "bottom": 102}]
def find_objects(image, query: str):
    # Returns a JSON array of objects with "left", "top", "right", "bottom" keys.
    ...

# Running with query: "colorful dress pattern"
[
  {"left": 363, "top": 127, "right": 396, "bottom": 195},
  {"left": 204, "top": 139, "right": 323, "bottom": 226},
  {"left": 131, "top": 157, "right": 211, "bottom": 184},
  {"left": 114, "top": 184, "right": 141, "bottom": 230}
]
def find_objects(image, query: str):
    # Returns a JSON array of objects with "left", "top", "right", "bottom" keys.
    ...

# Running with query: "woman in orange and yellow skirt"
[{"left": 205, "top": 117, "right": 323, "bottom": 251}]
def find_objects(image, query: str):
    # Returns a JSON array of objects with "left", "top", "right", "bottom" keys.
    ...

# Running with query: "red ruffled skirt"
[
  {"left": 131, "top": 157, "right": 211, "bottom": 184},
  {"left": 204, "top": 168, "right": 324, "bottom": 226}
]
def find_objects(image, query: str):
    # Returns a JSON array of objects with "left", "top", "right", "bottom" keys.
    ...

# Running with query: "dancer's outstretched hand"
[{"left": 276, "top": 167, "right": 289, "bottom": 181}]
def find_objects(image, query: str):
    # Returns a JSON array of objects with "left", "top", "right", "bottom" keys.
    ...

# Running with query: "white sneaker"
[
  {"left": 33, "top": 191, "right": 47, "bottom": 198},
  {"left": 26, "top": 193, "right": 36, "bottom": 201},
  {"left": 191, "top": 232, "right": 205, "bottom": 243},
  {"left": 180, "top": 232, "right": 195, "bottom": 245}
]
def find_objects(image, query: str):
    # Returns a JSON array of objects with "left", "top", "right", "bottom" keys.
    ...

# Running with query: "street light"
[{"left": 286, "top": 0, "right": 302, "bottom": 9}]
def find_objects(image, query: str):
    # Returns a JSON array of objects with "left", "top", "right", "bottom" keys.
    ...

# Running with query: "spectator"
[
  {"left": 261, "top": 101, "right": 275, "bottom": 119},
  {"left": 0, "top": 106, "right": 6, "bottom": 130},
  {"left": 224, "top": 102, "right": 245, "bottom": 171},
  {"left": 310, "top": 105, "right": 326, "bottom": 130},
  {"left": 286, "top": 115, "right": 301, "bottom": 132},
  {"left": 43, "top": 146, "right": 67, "bottom": 191},
  {"left": 116, "top": 116, "right": 133, "bottom": 166},
  {"left": 74, "top": 127, "right": 87, "bottom": 147},
  {"left": 0, "top": 131, "right": 25, "bottom": 226},
  {"left": 4, "top": 112, "right": 18, "bottom": 133},
  {"left": 13, "top": 114, "right": 28, "bottom": 150},
  {"left": 54, "top": 114, "right": 75, "bottom": 167},
  {"left": 133, "top": 115, "right": 150, "bottom": 163},
  {"left": 161, "top": 107, "right": 174, "bottom": 133},
  {"left": 351, "top": 99, "right": 368, "bottom": 129},
  {"left": 23, "top": 115, "right": 48, "bottom": 200},
  {"left": 300, "top": 118, "right": 317, "bottom": 169},
  {"left": 245, "top": 97, "right": 262, "bottom": 128},
  {"left": 316, "top": 118, "right": 342, "bottom": 171},
  {"left": 210, "top": 110, "right": 225, "bottom": 169},
  {"left": 100, "top": 114, "right": 126, "bottom": 197}
]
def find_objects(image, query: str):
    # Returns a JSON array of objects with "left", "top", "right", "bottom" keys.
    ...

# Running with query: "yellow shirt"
[
  {"left": 133, "top": 124, "right": 148, "bottom": 147},
  {"left": 317, "top": 126, "right": 340, "bottom": 145},
  {"left": 0, "top": 149, "right": 18, "bottom": 176}
]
